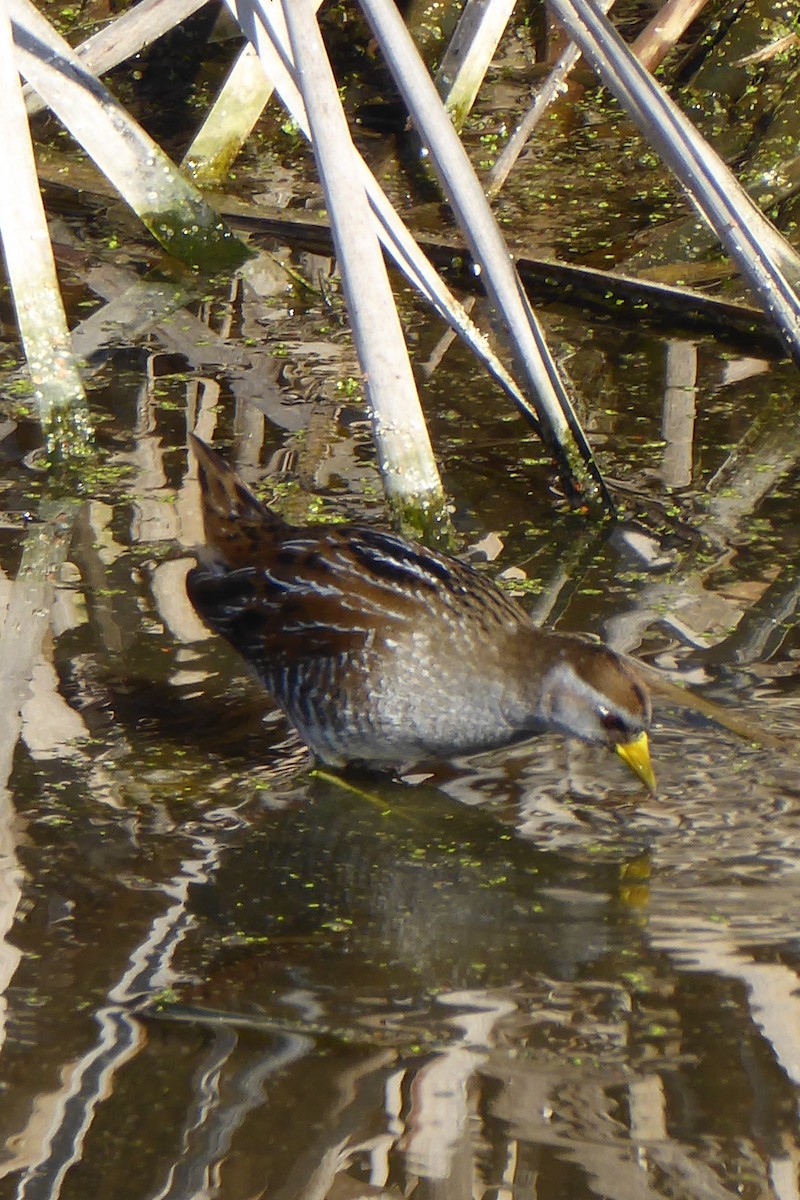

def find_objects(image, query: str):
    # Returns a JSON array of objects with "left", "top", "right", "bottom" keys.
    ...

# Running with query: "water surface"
[{"left": 1, "top": 17, "right": 800, "bottom": 1198}]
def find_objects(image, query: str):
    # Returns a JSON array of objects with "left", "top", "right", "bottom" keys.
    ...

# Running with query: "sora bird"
[{"left": 187, "top": 436, "right": 655, "bottom": 789}]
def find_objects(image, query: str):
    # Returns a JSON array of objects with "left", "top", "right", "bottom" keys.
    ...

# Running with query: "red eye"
[{"left": 600, "top": 709, "right": 627, "bottom": 735}]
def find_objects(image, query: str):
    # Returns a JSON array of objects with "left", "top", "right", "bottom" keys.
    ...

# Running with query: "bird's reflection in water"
[{"left": 188, "top": 772, "right": 650, "bottom": 994}]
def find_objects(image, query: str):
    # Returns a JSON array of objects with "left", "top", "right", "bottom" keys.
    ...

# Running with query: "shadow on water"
[
  {"left": 3, "top": 8, "right": 800, "bottom": 1197},
  {"left": 186, "top": 773, "right": 648, "bottom": 992},
  {"left": 1, "top": 317, "right": 800, "bottom": 1199},
  {"left": 6, "top": 703, "right": 800, "bottom": 1200},
  {"left": 1, "top": 300, "right": 800, "bottom": 1198}
]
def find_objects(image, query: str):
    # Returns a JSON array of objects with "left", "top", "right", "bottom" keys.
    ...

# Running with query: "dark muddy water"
[{"left": 2, "top": 16, "right": 800, "bottom": 1200}]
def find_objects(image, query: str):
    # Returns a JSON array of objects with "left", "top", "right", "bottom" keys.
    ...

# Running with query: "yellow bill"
[{"left": 615, "top": 731, "right": 656, "bottom": 792}]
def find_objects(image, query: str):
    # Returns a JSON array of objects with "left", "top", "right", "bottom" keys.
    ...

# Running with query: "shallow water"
[
  {"left": 2, "top": 16, "right": 800, "bottom": 1198},
  {"left": 0, "top": 268, "right": 797, "bottom": 1199}
]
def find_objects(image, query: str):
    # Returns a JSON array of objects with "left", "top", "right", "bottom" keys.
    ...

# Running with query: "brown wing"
[
  {"left": 188, "top": 522, "right": 530, "bottom": 678},
  {"left": 188, "top": 434, "right": 531, "bottom": 679}
]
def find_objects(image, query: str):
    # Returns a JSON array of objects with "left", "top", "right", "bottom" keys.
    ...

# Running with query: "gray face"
[{"left": 536, "top": 655, "right": 650, "bottom": 748}]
